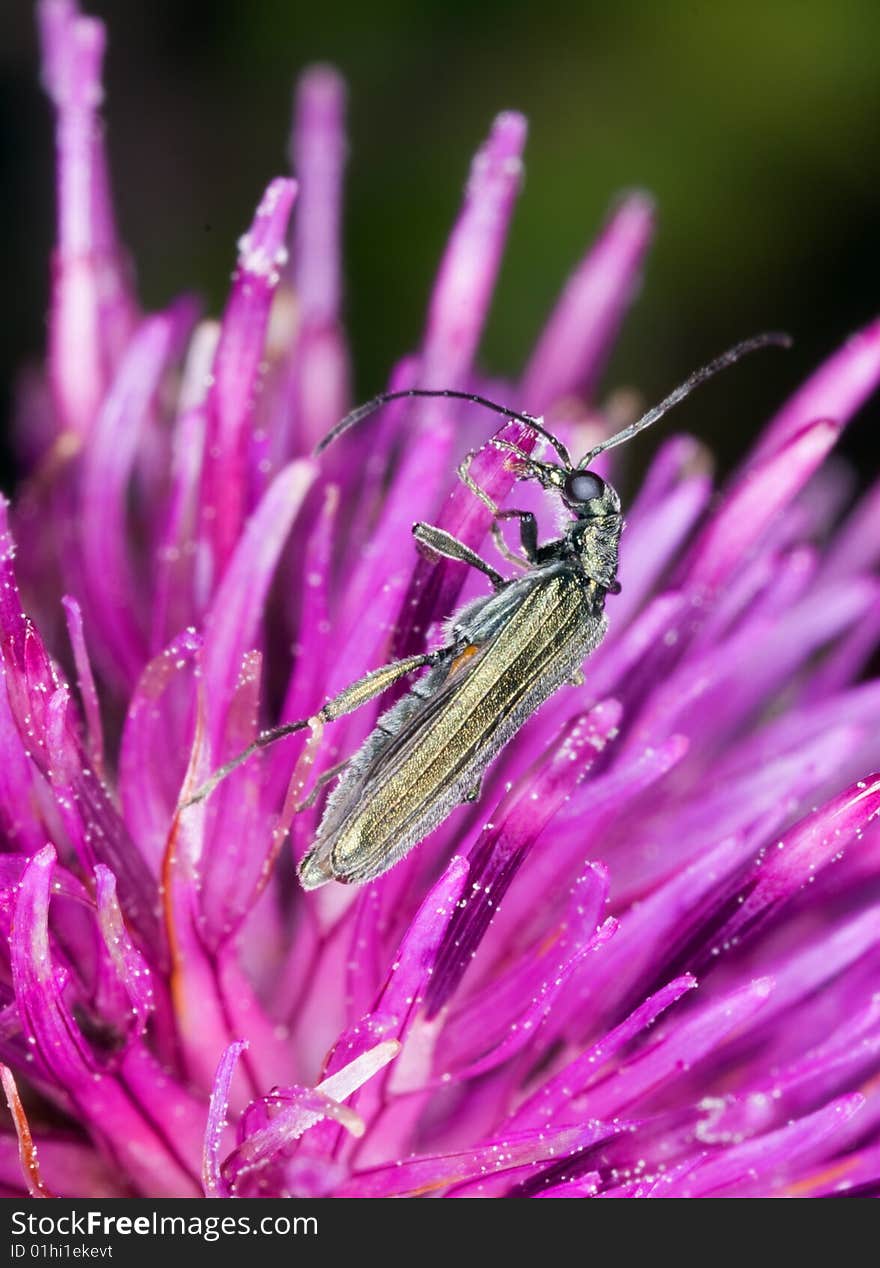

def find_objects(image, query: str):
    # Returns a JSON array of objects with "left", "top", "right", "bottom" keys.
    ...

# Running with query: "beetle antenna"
[
  {"left": 315, "top": 387, "right": 573, "bottom": 467},
  {"left": 578, "top": 332, "right": 792, "bottom": 467}
]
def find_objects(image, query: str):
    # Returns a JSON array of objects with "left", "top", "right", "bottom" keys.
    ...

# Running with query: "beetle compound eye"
[{"left": 563, "top": 470, "right": 605, "bottom": 504}]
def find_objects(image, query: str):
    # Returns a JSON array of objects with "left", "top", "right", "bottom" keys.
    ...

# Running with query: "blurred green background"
[{"left": 3, "top": 0, "right": 880, "bottom": 480}]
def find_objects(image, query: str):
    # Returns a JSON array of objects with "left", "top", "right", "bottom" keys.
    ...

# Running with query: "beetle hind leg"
[
  {"left": 181, "top": 647, "right": 447, "bottom": 808},
  {"left": 295, "top": 756, "right": 352, "bottom": 811}
]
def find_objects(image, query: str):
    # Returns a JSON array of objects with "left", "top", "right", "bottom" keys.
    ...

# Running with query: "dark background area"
[{"left": 3, "top": 0, "right": 880, "bottom": 486}]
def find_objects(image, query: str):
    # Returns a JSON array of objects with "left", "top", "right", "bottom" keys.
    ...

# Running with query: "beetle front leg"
[
  {"left": 457, "top": 446, "right": 544, "bottom": 571},
  {"left": 457, "top": 448, "right": 501, "bottom": 516}
]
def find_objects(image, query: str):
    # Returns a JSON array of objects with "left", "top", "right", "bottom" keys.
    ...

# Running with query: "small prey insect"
[{"left": 184, "top": 333, "right": 790, "bottom": 888}]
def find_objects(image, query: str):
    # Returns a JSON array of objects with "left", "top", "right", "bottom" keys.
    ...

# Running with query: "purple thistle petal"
[
  {"left": 660, "top": 1094, "right": 865, "bottom": 1198},
  {"left": 624, "top": 575, "right": 877, "bottom": 757},
  {"left": 270, "top": 484, "right": 338, "bottom": 800},
  {"left": 337, "top": 1119, "right": 618, "bottom": 1197},
  {"left": 583, "top": 592, "right": 688, "bottom": 703},
  {"left": 687, "top": 543, "right": 815, "bottom": 657},
  {"left": 509, "top": 976, "right": 697, "bottom": 1131},
  {"left": 41, "top": 689, "right": 161, "bottom": 957},
  {"left": 0, "top": 1064, "right": 55, "bottom": 1197},
  {"left": 326, "top": 116, "right": 530, "bottom": 629},
  {"left": 704, "top": 995, "right": 880, "bottom": 1141},
  {"left": 426, "top": 701, "right": 622, "bottom": 1015},
  {"left": 0, "top": 499, "right": 64, "bottom": 748},
  {"left": 533, "top": 1173, "right": 602, "bottom": 1197},
  {"left": 37, "top": 0, "right": 136, "bottom": 436},
  {"left": 521, "top": 192, "right": 655, "bottom": 410},
  {"left": 299, "top": 859, "right": 469, "bottom": 1166},
  {"left": 223, "top": 1086, "right": 364, "bottom": 1198},
  {"left": 341, "top": 354, "right": 419, "bottom": 547},
  {"left": 747, "top": 317, "right": 880, "bottom": 467},
  {"left": 315, "top": 117, "right": 528, "bottom": 761},
  {"left": 199, "top": 178, "right": 297, "bottom": 577},
  {"left": 507, "top": 730, "right": 688, "bottom": 920},
  {"left": 3, "top": 580, "right": 162, "bottom": 971},
  {"left": 0, "top": 677, "right": 48, "bottom": 856},
  {"left": 581, "top": 978, "right": 775, "bottom": 1118},
  {"left": 161, "top": 743, "right": 285, "bottom": 1095},
  {"left": 327, "top": 419, "right": 444, "bottom": 660},
  {"left": 212, "top": 952, "right": 298, "bottom": 1091},
  {"left": 682, "top": 418, "right": 842, "bottom": 594},
  {"left": 119, "top": 629, "right": 202, "bottom": 872},
  {"left": 287, "top": 66, "right": 350, "bottom": 451},
  {"left": 797, "top": 1140, "right": 880, "bottom": 1197},
  {"left": 711, "top": 680, "right": 880, "bottom": 791},
  {"left": 802, "top": 597, "right": 880, "bottom": 700},
  {"left": 701, "top": 773, "right": 880, "bottom": 957},
  {"left": 819, "top": 471, "right": 880, "bottom": 583},
  {"left": 197, "top": 649, "right": 263, "bottom": 932},
  {"left": 611, "top": 439, "right": 712, "bottom": 628},
  {"left": 161, "top": 857, "right": 247, "bottom": 1096},
  {"left": 93, "top": 865, "right": 154, "bottom": 1046},
  {"left": 203, "top": 1040, "right": 247, "bottom": 1198},
  {"left": 630, "top": 433, "right": 707, "bottom": 510},
  {"left": 10, "top": 847, "right": 200, "bottom": 1195},
  {"left": 615, "top": 722, "right": 867, "bottom": 906},
  {"left": 438, "top": 873, "right": 615, "bottom": 1079},
  {"left": 576, "top": 836, "right": 753, "bottom": 1022},
  {"left": 0, "top": 854, "right": 91, "bottom": 908},
  {"left": 729, "top": 904, "right": 880, "bottom": 1041},
  {"left": 454, "top": 917, "right": 618, "bottom": 1079},
  {"left": 0, "top": 1132, "right": 122, "bottom": 1199},
  {"left": 291, "top": 67, "right": 346, "bottom": 329},
  {"left": 80, "top": 309, "right": 190, "bottom": 689},
  {"left": 199, "top": 459, "right": 315, "bottom": 759},
  {"left": 421, "top": 112, "right": 526, "bottom": 389},
  {"left": 326, "top": 855, "right": 470, "bottom": 1079},
  {"left": 225, "top": 1043, "right": 398, "bottom": 1197},
  {"left": 444, "top": 859, "right": 609, "bottom": 1026},
  {"left": 61, "top": 596, "right": 103, "bottom": 775},
  {"left": 151, "top": 322, "right": 218, "bottom": 648}
]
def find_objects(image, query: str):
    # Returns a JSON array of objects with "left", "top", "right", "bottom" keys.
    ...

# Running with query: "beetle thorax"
[{"left": 571, "top": 511, "right": 623, "bottom": 591}]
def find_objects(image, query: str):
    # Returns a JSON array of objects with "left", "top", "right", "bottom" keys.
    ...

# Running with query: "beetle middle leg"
[
  {"left": 413, "top": 522, "right": 505, "bottom": 589},
  {"left": 295, "top": 756, "right": 352, "bottom": 810},
  {"left": 490, "top": 509, "right": 539, "bottom": 569}
]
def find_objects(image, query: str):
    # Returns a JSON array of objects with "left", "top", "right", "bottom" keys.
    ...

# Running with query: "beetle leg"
[
  {"left": 413, "top": 522, "right": 505, "bottom": 589},
  {"left": 489, "top": 521, "right": 529, "bottom": 570},
  {"left": 456, "top": 450, "right": 527, "bottom": 572},
  {"left": 182, "top": 648, "right": 447, "bottom": 807},
  {"left": 295, "top": 757, "right": 352, "bottom": 811},
  {"left": 491, "top": 508, "right": 539, "bottom": 567},
  {"left": 458, "top": 447, "right": 513, "bottom": 515},
  {"left": 459, "top": 444, "right": 548, "bottom": 571}
]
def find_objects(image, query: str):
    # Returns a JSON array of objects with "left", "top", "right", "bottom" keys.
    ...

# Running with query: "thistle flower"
[{"left": 2, "top": 0, "right": 880, "bottom": 1200}]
